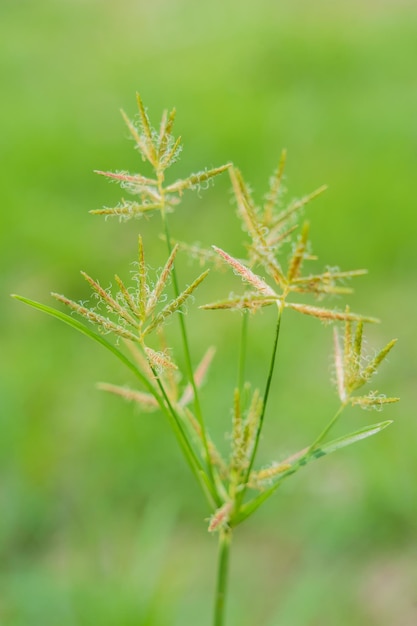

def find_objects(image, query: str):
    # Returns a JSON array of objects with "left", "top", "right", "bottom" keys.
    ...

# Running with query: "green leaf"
[
  {"left": 11, "top": 294, "right": 153, "bottom": 392},
  {"left": 308, "top": 420, "right": 393, "bottom": 458},
  {"left": 234, "top": 419, "right": 393, "bottom": 526},
  {"left": 12, "top": 294, "right": 219, "bottom": 508}
]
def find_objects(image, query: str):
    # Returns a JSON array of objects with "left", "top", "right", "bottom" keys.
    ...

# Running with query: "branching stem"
[
  {"left": 307, "top": 401, "right": 348, "bottom": 454},
  {"left": 236, "top": 305, "right": 283, "bottom": 512},
  {"left": 159, "top": 180, "right": 218, "bottom": 502}
]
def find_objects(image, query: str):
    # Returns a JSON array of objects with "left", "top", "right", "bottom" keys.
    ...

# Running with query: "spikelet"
[
  {"left": 208, "top": 501, "right": 233, "bottom": 533},
  {"left": 166, "top": 164, "right": 231, "bottom": 195},
  {"left": 331, "top": 317, "right": 398, "bottom": 409},
  {"left": 271, "top": 185, "right": 327, "bottom": 230},
  {"left": 90, "top": 199, "right": 163, "bottom": 219},
  {"left": 80, "top": 271, "right": 138, "bottom": 328},
  {"left": 263, "top": 149, "right": 287, "bottom": 226},
  {"left": 212, "top": 247, "right": 276, "bottom": 297},
  {"left": 249, "top": 462, "right": 292, "bottom": 490},
  {"left": 145, "top": 346, "right": 178, "bottom": 372},
  {"left": 200, "top": 293, "right": 279, "bottom": 313},
  {"left": 51, "top": 293, "right": 139, "bottom": 342},
  {"left": 333, "top": 327, "right": 347, "bottom": 403},
  {"left": 287, "top": 221, "right": 310, "bottom": 282},
  {"left": 145, "top": 244, "right": 179, "bottom": 318},
  {"left": 179, "top": 346, "right": 216, "bottom": 407},
  {"left": 358, "top": 339, "right": 398, "bottom": 386},
  {"left": 97, "top": 383, "right": 158, "bottom": 411},
  {"left": 350, "top": 392, "right": 400, "bottom": 410},
  {"left": 285, "top": 302, "right": 379, "bottom": 324},
  {"left": 143, "top": 269, "right": 209, "bottom": 335}
]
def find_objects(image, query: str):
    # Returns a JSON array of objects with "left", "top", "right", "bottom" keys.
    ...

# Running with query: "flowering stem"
[
  {"left": 150, "top": 361, "right": 219, "bottom": 509},
  {"left": 238, "top": 311, "right": 248, "bottom": 394},
  {"left": 307, "top": 402, "right": 348, "bottom": 454},
  {"left": 236, "top": 305, "right": 283, "bottom": 513},
  {"left": 213, "top": 528, "right": 232, "bottom": 626},
  {"left": 161, "top": 209, "right": 218, "bottom": 500}
]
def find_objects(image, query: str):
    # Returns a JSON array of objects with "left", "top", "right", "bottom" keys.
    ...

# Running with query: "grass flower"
[{"left": 12, "top": 95, "right": 398, "bottom": 626}]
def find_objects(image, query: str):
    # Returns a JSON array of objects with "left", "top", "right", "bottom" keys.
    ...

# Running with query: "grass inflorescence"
[{"left": 13, "top": 95, "right": 398, "bottom": 626}]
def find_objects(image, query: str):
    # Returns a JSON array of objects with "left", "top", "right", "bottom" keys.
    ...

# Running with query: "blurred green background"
[{"left": 1, "top": 0, "right": 416, "bottom": 624}]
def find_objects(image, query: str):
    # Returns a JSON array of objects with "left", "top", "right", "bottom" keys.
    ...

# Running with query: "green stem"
[
  {"left": 236, "top": 305, "right": 283, "bottom": 511},
  {"left": 161, "top": 209, "right": 217, "bottom": 500},
  {"left": 150, "top": 362, "right": 218, "bottom": 509},
  {"left": 238, "top": 311, "right": 248, "bottom": 395},
  {"left": 307, "top": 402, "right": 347, "bottom": 454},
  {"left": 214, "top": 528, "right": 232, "bottom": 626}
]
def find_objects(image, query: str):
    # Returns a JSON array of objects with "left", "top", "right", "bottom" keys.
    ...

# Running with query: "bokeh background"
[{"left": 1, "top": 1, "right": 416, "bottom": 624}]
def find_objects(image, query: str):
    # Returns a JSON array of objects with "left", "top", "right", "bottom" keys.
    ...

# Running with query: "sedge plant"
[{"left": 13, "top": 95, "right": 399, "bottom": 626}]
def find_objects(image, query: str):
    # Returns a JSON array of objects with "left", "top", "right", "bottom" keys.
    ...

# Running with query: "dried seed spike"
[
  {"left": 136, "top": 93, "right": 157, "bottom": 166},
  {"left": 144, "top": 269, "right": 210, "bottom": 336},
  {"left": 51, "top": 293, "right": 139, "bottom": 342},
  {"left": 287, "top": 221, "right": 310, "bottom": 282},
  {"left": 137, "top": 235, "right": 147, "bottom": 322},
  {"left": 361, "top": 338, "right": 398, "bottom": 383},
  {"left": 80, "top": 271, "right": 138, "bottom": 328},
  {"left": 263, "top": 148, "right": 287, "bottom": 225},
  {"left": 333, "top": 327, "right": 347, "bottom": 402},
  {"left": 97, "top": 382, "right": 159, "bottom": 410},
  {"left": 146, "top": 244, "right": 179, "bottom": 318},
  {"left": 212, "top": 246, "right": 276, "bottom": 297},
  {"left": 165, "top": 164, "right": 231, "bottom": 194},
  {"left": 285, "top": 302, "right": 380, "bottom": 324}
]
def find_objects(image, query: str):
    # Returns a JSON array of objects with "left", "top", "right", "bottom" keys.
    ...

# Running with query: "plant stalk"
[
  {"left": 236, "top": 305, "right": 283, "bottom": 512},
  {"left": 160, "top": 206, "right": 217, "bottom": 496},
  {"left": 214, "top": 528, "right": 232, "bottom": 626},
  {"left": 307, "top": 402, "right": 348, "bottom": 454}
]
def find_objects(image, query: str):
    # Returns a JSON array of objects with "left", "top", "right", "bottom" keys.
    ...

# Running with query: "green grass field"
[{"left": 1, "top": 1, "right": 416, "bottom": 624}]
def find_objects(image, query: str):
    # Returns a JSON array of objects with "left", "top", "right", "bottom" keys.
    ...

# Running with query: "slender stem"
[
  {"left": 236, "top": 305, "right": 283, "bottom": 511},
  {"left": 214, "top": 528, "right": 232, "bottom": 626},
  {"left": 235, "top": 403, "right": 349, "bottom": 525},
  {"left": 307, "top": 402, "right": 348, "bottom": 454},
  {"left": 238, "top": 311, "right": 248, "bottom": 394},
  {"left": 161, "top": 207, "right": 217, "bottom": 496},
  {"left": 150, "top": 361, "right": 219, "bottom": 509}
]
